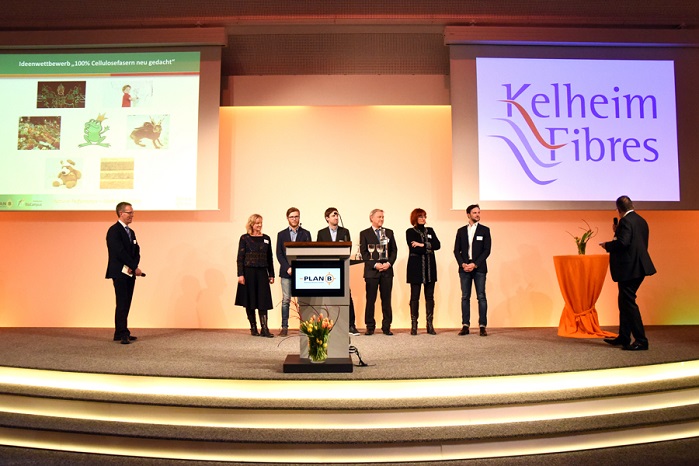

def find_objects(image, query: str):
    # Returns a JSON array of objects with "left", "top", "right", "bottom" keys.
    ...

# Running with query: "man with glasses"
[
  {"left": 105, "top": 202, "right": 144, "bottom": 344},
  {"left": 276, "top": 207, "right": 312, "bottom": 336}
]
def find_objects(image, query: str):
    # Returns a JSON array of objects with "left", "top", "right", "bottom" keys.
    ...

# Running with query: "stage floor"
[{"left": 1, "top": 326, "right": 698, "bottom": 380}]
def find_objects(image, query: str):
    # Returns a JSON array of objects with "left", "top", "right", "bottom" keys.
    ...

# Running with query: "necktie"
[
  {"left": 125, "top": 226, "right": 132, "bottom": 240},
  {"left": 375, "top": 229, "right": 381, "bottom": 242}
]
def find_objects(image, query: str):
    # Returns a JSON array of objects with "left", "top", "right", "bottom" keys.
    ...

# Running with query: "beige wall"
[{"left": 1, "top": 105, "right": 697, "bottom": 329}]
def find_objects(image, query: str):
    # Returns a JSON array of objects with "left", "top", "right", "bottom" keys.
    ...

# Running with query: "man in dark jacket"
[{"left": 600, "top": 196, "right": 656, "bottom": 351}]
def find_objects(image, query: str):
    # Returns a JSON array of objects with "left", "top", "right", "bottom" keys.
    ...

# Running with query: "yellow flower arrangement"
[{"left": 299, "top": 313, "right": 334, "bottom": 362}]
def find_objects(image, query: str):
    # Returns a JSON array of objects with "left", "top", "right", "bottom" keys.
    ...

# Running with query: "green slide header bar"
[{"left": 1, "top": 51, "right": 200, "bottom": 75}]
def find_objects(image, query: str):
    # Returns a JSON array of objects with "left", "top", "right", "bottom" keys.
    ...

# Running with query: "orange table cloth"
[{"left": 554, "top": 254, "right": 616, "bottom": 338}]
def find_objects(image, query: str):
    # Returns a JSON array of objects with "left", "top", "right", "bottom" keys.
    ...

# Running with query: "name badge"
[
  {"left": 476, "top": 236, "right": 483, "bottom": 241},
  {"left": 427, "top": 234, "right": 433, "bottom": 239},
  {"left": 133, "top": 240, "right": 137, "bottom": 245},
  {"left": 264, "top": 239, "right": 270, "bottom": 244}
]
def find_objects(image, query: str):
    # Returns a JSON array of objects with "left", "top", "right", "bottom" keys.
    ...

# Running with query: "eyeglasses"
[
  {"left": 122, "top": 210, "right": 134, "bottom": 215},
  {"left": 288, "top": 215, "right": 300, "bottom": 219}
]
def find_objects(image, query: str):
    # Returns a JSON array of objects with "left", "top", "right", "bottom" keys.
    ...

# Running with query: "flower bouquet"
[
  {"left": 299, "top": 312, "right": 334, "bottom": 363},
  {"left": 568, "top": 220, "right": 598, "bottom": 255}
]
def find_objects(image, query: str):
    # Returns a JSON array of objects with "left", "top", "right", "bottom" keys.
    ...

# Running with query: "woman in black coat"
[
  {"left": 405, "top": 208, "right": 441, "bottom": 335},
  {"left": 235, "top": 214, "right": 275, "bottom": 337}
]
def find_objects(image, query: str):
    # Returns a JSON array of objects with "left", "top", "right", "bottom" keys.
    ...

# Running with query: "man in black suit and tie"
[
  {"left": 276, "top": 207, "right": 312, "bottom": 336},
  {"left": 317, "top": 207, "right": 359, "bottom": 336},
  {"left": 359, "top": 209, "right": 398, "bottom": 335},
  {"left": 105, "top": 202, "right": 143, "bottom": 344},
  {"left": 453, "top": 204, "right": 492, "bottom": 337},
  {"left": 600, "top": 196, "right": 656, "bottom": 351}
]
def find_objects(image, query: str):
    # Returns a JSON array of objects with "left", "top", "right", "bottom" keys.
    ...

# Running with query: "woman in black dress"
[
  {"left": 405, "top": 208, "right": 441, "bottom": 335},
  {"left": 235, "top": 214, "right": 275, "bottom": 337}
]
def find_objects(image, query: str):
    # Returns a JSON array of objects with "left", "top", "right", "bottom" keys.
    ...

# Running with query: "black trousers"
[
  {"left": 113, "top": 277, "right": 135, "bottom": 339},
  {"left": 364, "top": 274, "right": 393, "bottom": 331},
  {"left": 617, "top": 276, "right": 647, "bottom": 345}
]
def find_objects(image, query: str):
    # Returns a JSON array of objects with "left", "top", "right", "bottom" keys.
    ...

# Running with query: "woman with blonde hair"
[{"left": 235, "top": 214, "right": 275, "bottom": 337}]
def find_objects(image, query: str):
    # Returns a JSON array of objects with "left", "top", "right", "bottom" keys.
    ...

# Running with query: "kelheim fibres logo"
[
  {"left": 494, "top": 82, "right": 660, "bottom": 185},
  {"left": 475, "top": 58, "right": 679, "bottom": 202},
  {"left": 301, "top": 273, "right": 336, "bottom": 286}
]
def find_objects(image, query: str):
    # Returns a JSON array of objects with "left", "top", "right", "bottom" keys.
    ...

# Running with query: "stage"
[{"left": 1, "top": 326, "right": 699, "bottom": 464}]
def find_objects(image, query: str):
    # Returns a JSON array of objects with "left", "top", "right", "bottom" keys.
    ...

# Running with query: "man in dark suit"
[
  {"left": 317, "top": 207, "right": 359, "bottom": 335},
  {"left": 276, "top": 207, "right": 312, "bottom": 336},
  {"left": 453, "top": 204, "right": 492, "bottom": 336},
  {"left": 359, "top": 209, "right": 398, "bottom": 335},
  {"left": 600, "top": 196, "right": 656, "bottom": 351},
  {"left": 105, "top": 202, "right": 143, "bottom": 344}
]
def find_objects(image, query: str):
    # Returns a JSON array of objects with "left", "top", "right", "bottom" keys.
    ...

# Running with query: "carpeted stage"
[{"left": 1, "top": 325, "right": 698, "bottom": 380}]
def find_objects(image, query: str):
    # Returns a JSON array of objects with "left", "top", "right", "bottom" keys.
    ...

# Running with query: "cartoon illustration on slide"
[
  {"left": 78, "top": 113, "right": 110, "bottom": 148},
  {"left": 52, "top": 159, "right": 82, "bottom": 189},
  {"left": 36, "top": 81, "right": 86, "bottom": 108},
  {"left": 118, "top": 81, "right": 152, "bottom": 107},
  {"left": 17, "top": 116, "right": 61, "bottom": 150},
  {"left": 130, "top": 116, "right": 167, "bottom": 149},
  {"left": 122, "top": 85, "right": 138, "bottom": 107}
]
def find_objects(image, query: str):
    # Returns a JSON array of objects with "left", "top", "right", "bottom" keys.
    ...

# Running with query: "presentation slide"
[
  {"left": 0, "top": 51, "right": 201, "bottom": 211},
  {"left": 476, "top": 57, "right": 679, "bottom": 202}
]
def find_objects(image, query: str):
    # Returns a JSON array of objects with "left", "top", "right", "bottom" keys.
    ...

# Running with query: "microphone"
[
  {"left": 613, "top": 217, "right": 618, "bottom": 227},
  {"left": 140, "top": 273, "right": 146, "bottom": 277},
  {"left": 338, "top": 211, "right": 345, "bottom": 228}
]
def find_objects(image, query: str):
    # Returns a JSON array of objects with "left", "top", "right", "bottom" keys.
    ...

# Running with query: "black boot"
[
  {"left": 426, "top": 299, "right": 436, "bottom": 335},
  {"left": 259, "top": 311, "right": 274, "bottom": 338},
  {"left": 247, "top": 309, "right": 259, "bottom": 336},
  {"left": 409, "top": 300, "right": 419, "bottom": 335}
]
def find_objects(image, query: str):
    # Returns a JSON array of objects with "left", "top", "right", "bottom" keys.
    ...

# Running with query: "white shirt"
[{"left": 467, "top": 222, "right": 479, "bottom": 261}]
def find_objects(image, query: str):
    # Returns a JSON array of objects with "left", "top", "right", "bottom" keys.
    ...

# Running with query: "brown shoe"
[
  {"left": 458, "top": 326, "right": 469, "bottom": 336},
  {"left": 278, "top": 328, "right": 288, "bottom": 337},
  {"left": 480, "top": 327, "right": 487, "bottom": 336}
]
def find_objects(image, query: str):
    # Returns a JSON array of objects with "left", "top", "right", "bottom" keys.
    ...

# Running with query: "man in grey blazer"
[
  {"left": 317, "top": 207, "right": 359, "bottom": 335},
  {"left": 600, "top": 196, "right": 656, "bottom": 351},
  {"left": 276, "top": 207, "right": 312, "bottom": 336}
]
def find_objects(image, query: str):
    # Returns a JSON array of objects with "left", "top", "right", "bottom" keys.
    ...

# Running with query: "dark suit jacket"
[
  {"left": 105, "top": 221, "right": 140, "bottom": 279},
  {"left": 276, "top": 226, "right": 312, "bottom": 279},
  {"left": 359, "top": 226, "right": 398, "bottom": 279},
  {"left": 453, "top": 223, "right": 491, "bottom": 273},
  {"left": 316, "top": 226, "right": 351, "bottom": 242},
  {"left": 604, "top": 211, "right": 656, "bottom": 282}
]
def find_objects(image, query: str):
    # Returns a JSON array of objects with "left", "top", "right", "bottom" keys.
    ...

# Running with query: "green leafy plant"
[{"left": 568, "top": 220, "right": 598, "bottom": 255}]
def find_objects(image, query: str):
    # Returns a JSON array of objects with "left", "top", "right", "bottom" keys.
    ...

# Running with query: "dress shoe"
[
  {"left": 365, "top": 328, "right": 374, "bottom": 336},
  {"left": 480, "top": 327, "right": 488, "bottom": 337},
  {"left": 622, "top": 341, "right": 649, "bottom": 351},
  {"left": 120, "top": 337, "right": 131, "bottom": 345},
  {"left": 382, "top": 330, "right": 394, "bottom": 336},
  {"left": 278, "top": 328, "right": 288, "bottom": 337},
  {"left": 349, "top": 326, "right": 360, "bottom": 336},
  {"left": 458, "top": 326, "right": 469, "bottom": 336},
  {"left": 603, "top": 337, "right": 627, "bottom": 346},
  {"left": 114, "top": 335, "right": 137, "bottom": 341}
]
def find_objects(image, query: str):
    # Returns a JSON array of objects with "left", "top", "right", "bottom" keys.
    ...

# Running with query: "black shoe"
[
  {"left": 604, "top": 337, "right": 625, "bottom": 346},
  {"left": 114, "top": 335, "right": 137, "bottom": 341},
  {"left": 120, "top": 337, "right": 131, "bottom": 345},
  {"left": 365, "top": 328, "right": 374, "bottom": 336},
  {"left": 480, "top": 327, "right": 487, "bottom": 337},
  {"left": 349, "top": 326, "right": 360, "bottom": 336},
  {"left": 458, "top": 326, "right": 469, "bottom": 336},
  {"left": 382, "top": 330, "right": 393, "bottom": 336},
  {"left": 622, "top": 341, "right": 649, "bottom": 351}
]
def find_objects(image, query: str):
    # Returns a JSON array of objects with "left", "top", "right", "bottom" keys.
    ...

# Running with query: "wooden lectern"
[{"left": 282, "top": 241, "right": 353, "bottom": 373}]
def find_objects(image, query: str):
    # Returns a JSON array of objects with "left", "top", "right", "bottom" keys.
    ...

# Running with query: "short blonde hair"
[{"left": 245, "top": 214, "right": 263, "bottom": 235}]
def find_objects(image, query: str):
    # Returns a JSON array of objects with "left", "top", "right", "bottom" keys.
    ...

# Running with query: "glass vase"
[
  {"left": 308, "top": 334, "right": 329, "bottom": 363},
  {"left": 577, "top": 241, "right": 587, "bottom": 255}
]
